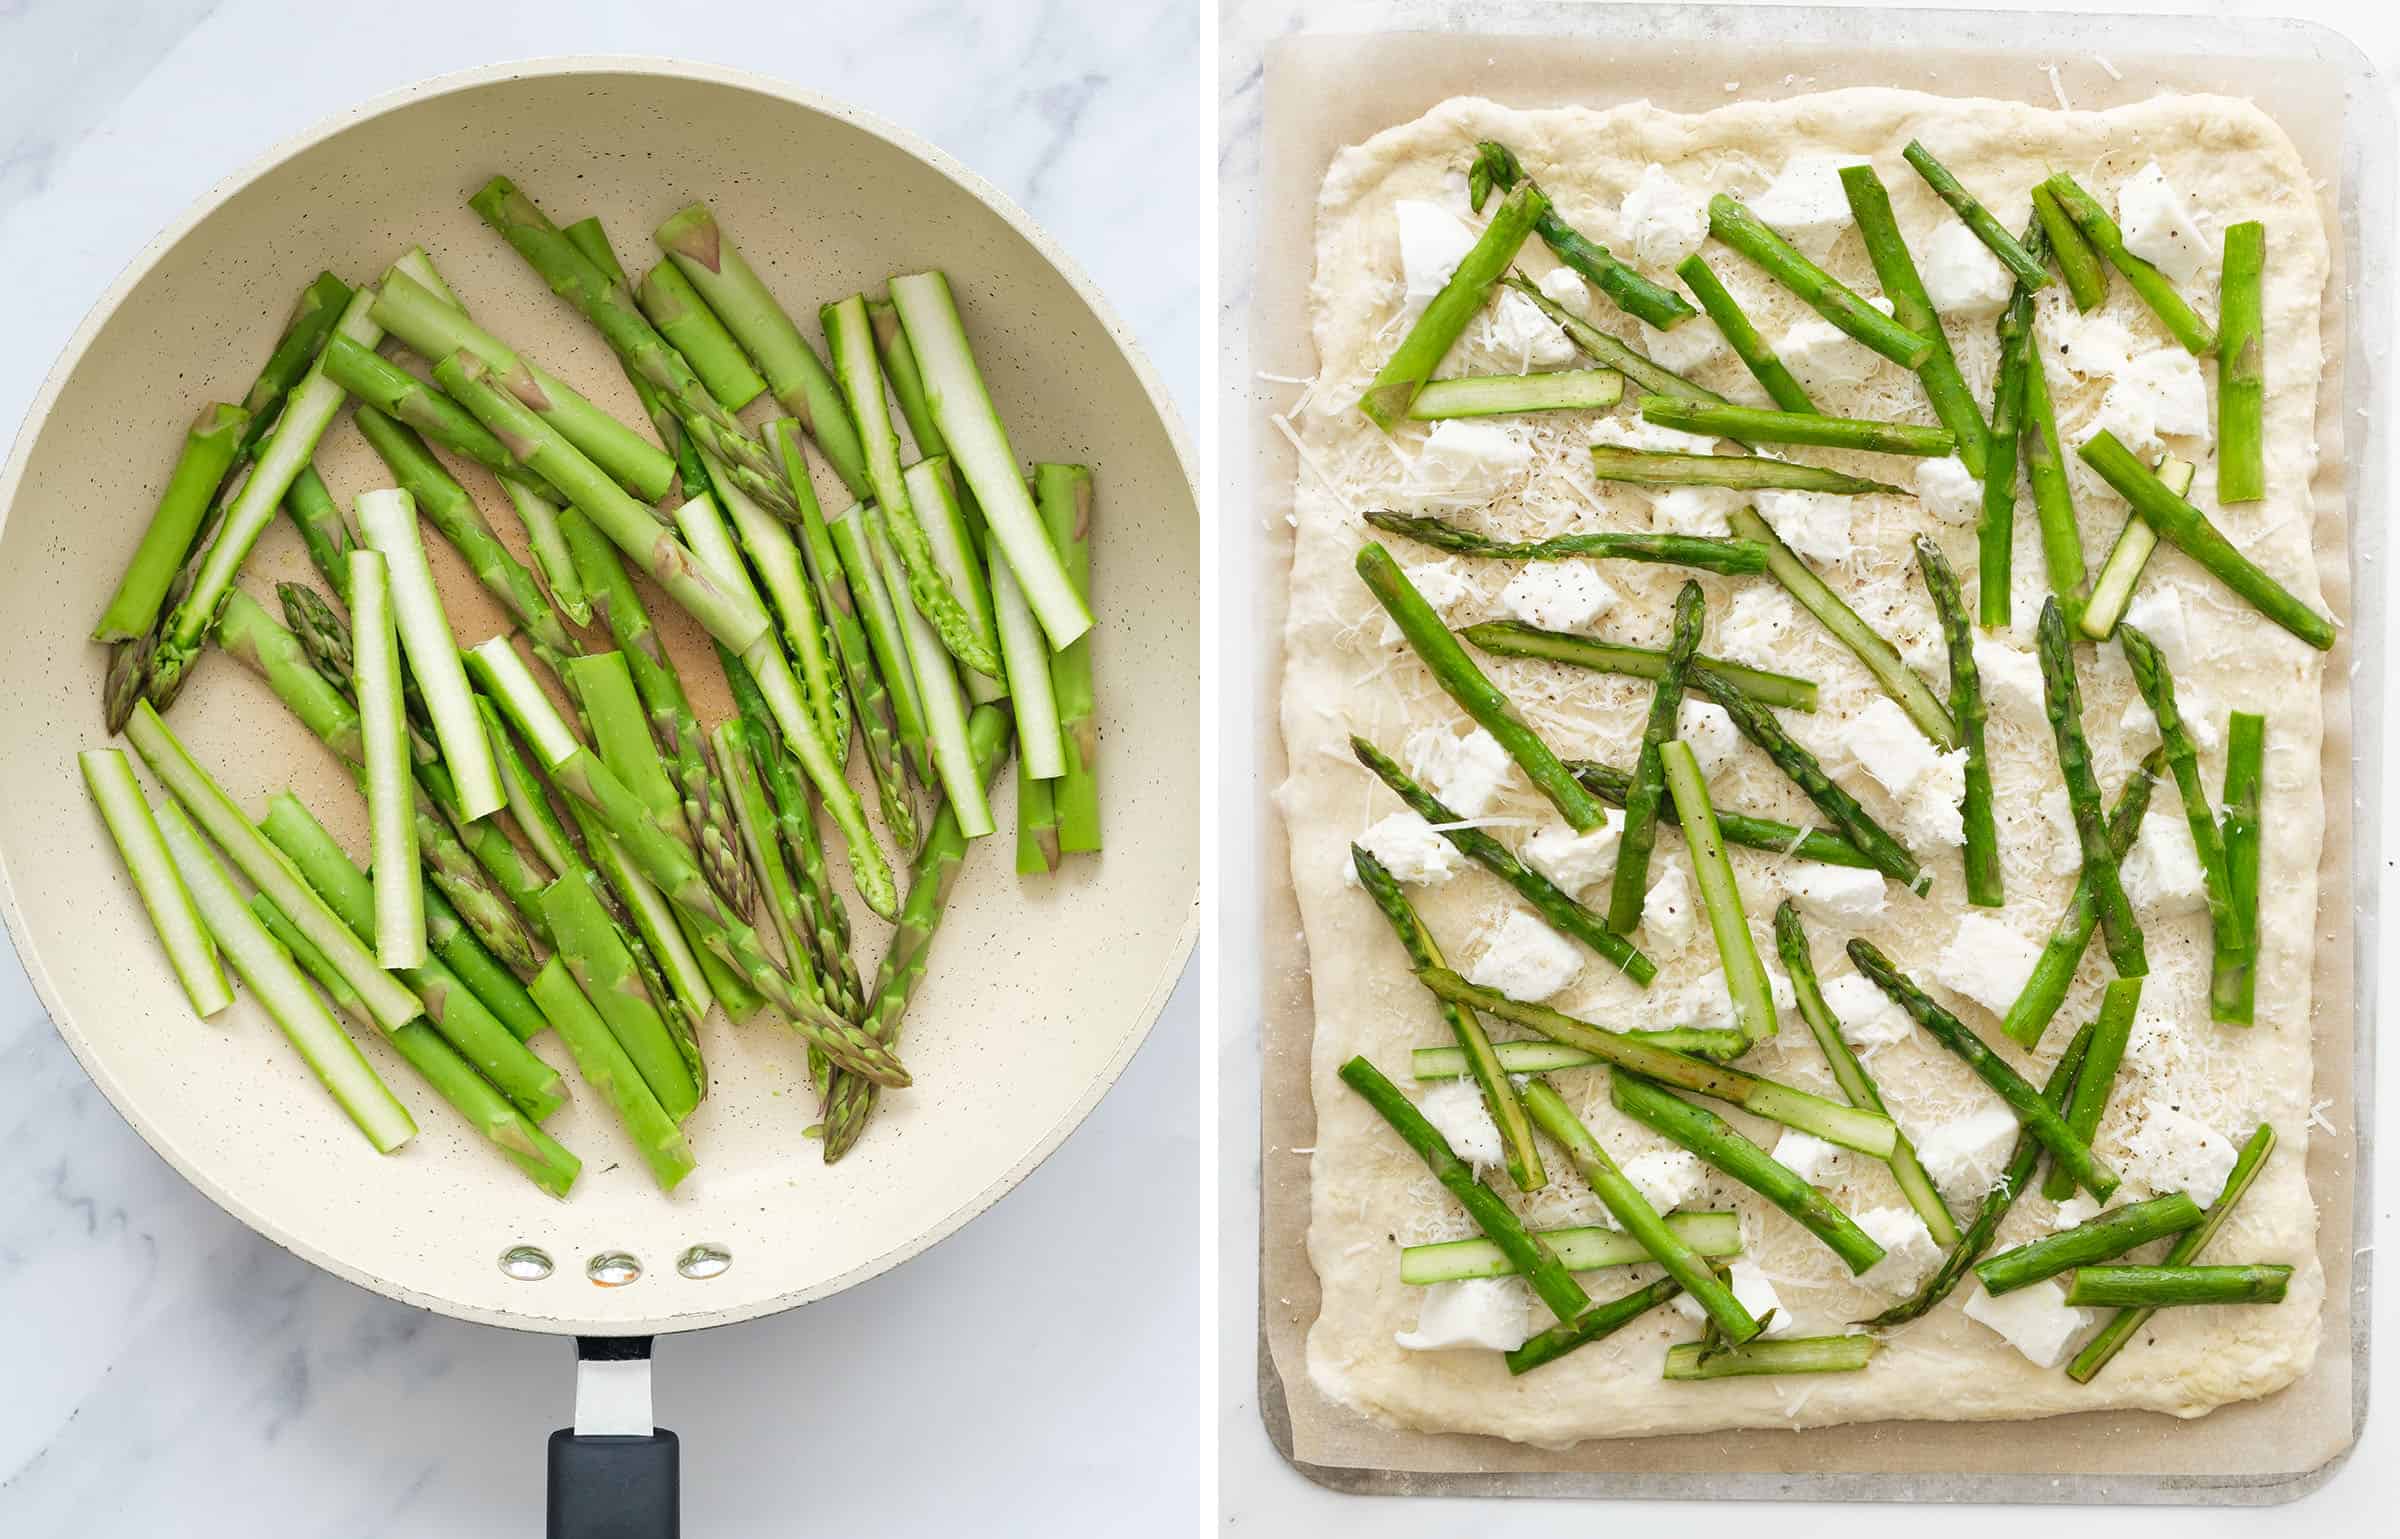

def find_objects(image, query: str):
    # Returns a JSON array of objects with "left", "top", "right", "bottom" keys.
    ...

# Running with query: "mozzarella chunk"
[
  {"left": 2050, "top": 1193, "right": 2106, "bottom": 1232},
  {"left": 1913, "top": 455, "right": 1983, "bottom": 525},
  {"left": 1822, "top": 971, "right": 1915, "bottom": 1051},
  {"left": 1914, "top": 1101, "right": 2023, "bottom": 1200},
  {"left": 2121, "top": 348, "right": 2211, "bottom": 439},
  {"left": 2120, "top": 807, "right": 2207, "bottom": 915},
  {"left": 1780, "top": 315, "right": 1883, "bottom": 395},
  {"left": 1537, "top": 267, "right": 1590, "bottom": 309},
  {"left": 1639, "top": 315, "right": 1731, "bottom": 374},
  {"left": 1648, "top": 485, "right": 1746, "bottom": 535},
  {"left": 1591, "top": 414, "right": 1716, "bottom": 456},
  {"left": 1933, "top": 913, "right": 2043, "bottom": 1016},
  {"left": 1718, "top": 586, "right": 1805, "bottom": 665},
  {"left": 1785, "top": 864, "right": 1889, "bottom": 925},
  {"left": 1396, "top": 1277, "right": 1533, "bottom": 1353},
  {"left": 1618, "top": 1148, "right": 1709, "bottom": 1221},
  {"left": 1774, "top": 1129, "right": 1842, "bottom": 1186},
  {"left": 1973, "top": 635, "right": 2045, "bottom": 721},
  {"left": 2121, "top": 581, "right": 2191, "bottom": 659},
  {"left": 1963, "top": 1279, "right": 2095, "bottom": 1368},
  {"left": 1922, "top": 221, "right": 2014, "bottom": 316},
  {"left": 1754, "top": 486, "right": 1856, "bottom": 564},
  {"left": 2046, "top": 309, "right": 2138, "bottom": 380},
  {"left": 1748, "top": 156, "right": 1855, "bottom": 261},
  {"left": 1848, "top": 697, "right": 1963, "bottom": 803},
  {"left": 1417, "top": 1079, "right": 1505, "bottom": 1168},
  {"left": 1857, "top": 1206, "right": 1943, "bottom": 1294},
  {"left": 1485, "top": 288, "right": 1581, "bottom": 370},
  {"left": 1405, "top": 725, "right": 1515, "bottom": 816},
  {"left": 1520, "top": 814, "right": 1624, "bottom": 894},
  {"left": 1413, "top": 419, "right": 1532, "bottom": 498},
  {"left": 2118, "top": 1103, "right": 2239, "bottom": 1204},
  {"left": 1342, "top": 812, "right": 1465, "bottom": 887},
  {"left": 1642, "top": 859, "right": 1698, "bottom": 952},
  {"left": 1672, "top": 1258, "right": 1796, "bottom": 1336},
  {"left": 2115, "top": 162, "right": 2210, "bottom": 285},
  {"left": 1463, "top": 908, "right": 1583, "bottom": 1000},
  {"left": 1393, "top": 199, "right": 1477, "bottom": 316},
  {"left": 1619, "top": 163, "right": 1712, "bottom": 267},
  {"left": 1677, "top": 699, "right": 1742, "bottom": 778},
  {"left": 1500, "top": 559, "right": 1619, "bottom": 631},
  {"left": 1376, "top": 558, "right": 1473, "bottom": 647}
]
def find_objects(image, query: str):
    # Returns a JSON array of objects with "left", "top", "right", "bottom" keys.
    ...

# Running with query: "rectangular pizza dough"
[{"left": 1283, "top": 89, "right": 2329, "bottom": 1445}]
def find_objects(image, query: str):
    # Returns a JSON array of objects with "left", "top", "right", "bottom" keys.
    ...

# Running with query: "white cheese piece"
[
  {"left": 1537, "top": 267, "right": 1590, "bottom": 309},
  {"left": 1785, "top": 864, "right": 1888, "bottom": 925},
  {"left": 1617, "top": 1148, "right": 1709, "bottom": 1221},
  {"left": 1973, "top": 635, "right": 2045, "bottom": 721},
  {"left": 1822, "top": 971, "right": 1915, "bottom": 1051},
  {"left": 2037, "top": 786, "right": 2086, "bottom": 875},
  {"left": 1754, "top": 486, "right": 1855, "bottom": 564},
  {"left": 1677, "top": 699, "right": 1742, "bottom": 779},
  {"left": 1774, "top": 1129, "right": 1842, "bottom": 1186},
  {"left": 1648, "top": 485, "right": 1746, "bottom": 535},
  {"left": 2047, "top": 310, "right": 2138, "bottom": 380},
  {"left": 1342, "top": 812, "right": 1466, "bottom": 887},
  {"left": 2121, "top": 581, "right": 2191, "bottom": 659},
  {"left": 1672, "top": 1258, "right": 1796, "bottom": 1336},
  {"left": 2119, "top": 678, "right": 2220, "bottom": 756},
  {"left": 1673, "top": 972, "right": 1739, "bottom": 1032},
  {"left": 1642, "top": 859, "right": 1698, "bottom": 953},
  {"left": 1396, "top": 1276, "right": 1533, "bottom": 1353},
  {"left": 1914, "top": 1102, "right": 2023, "bottom": 1201},
  {"left": 1413, "top": 419, "right": 1532, "bottom": 498},
  {"left": 1486, "top": 289, "right": 1582, "bottom": 371},
  {"left": 1639, "top": 315, "right": 1730, "bottom": 374},
  {"left": 1847, "top": 696, "right": 1960, "bottom": 802},
  {"left": 1780, "top": 315, "right": 1883, "bottom": 395},
  {"left": 1375, "top": 557, "right": 1474, "bottom": 647},
  {"left": 1591, "top": 414, "right": 1716, "bottom": 456},
  {"left": 1913, "top": 455, "right": 1984, "bottom": 525},
  {"left": 1857, "top": 1206, "right": 1943, "bottom": 1294},
  {"left": 1500, "top": 559, "right": 1619, "bottom": 631},
  {"left": 1417, "top": 1080, "right": 1506, "bottom": 1168},
  {"left": 1933, "top": 913, "right": 2044, "bottom": 1016},
  {"left": 1902, "top": 772, "right": 1969, "bottom": 850},
  {"left": 1463, "top": 907, "right": 1584, "bottom": 1001},
  {"left": 2121, "top": 348, "right": 2211, "bottom": 439},
  {"left": 2119, "top": 1104, "right": 2239, "bottom": 1204},
  {"left": 1393, "top": 199, "right": 1477, "bottom": 317},
  {"left": 2115, "top": 162, "right": 2210, "bottom": 286},
  {"left": 2085, "top": 385, "right": 2165, "bottom": 461},
  {"left": 2050, "top": 1193, "right": 2106, "bottom": 1232},
  {"left": 1748, "top": 155, "right": 1854, "bottom": 261},
  {"left": 1520, "top": 814, "right": 1624, "bottom": 894},
  {"left": 1405, "top": 726, "right": 1515, "bottom": 816},
  {"left": 1618, "top": 163, "right": 1712, "bottom": 268},
  {"left": 1922, "top": 221, "right": 2015, "bottom": 317},
  {"left": 2124, "top": 996, "right": 2193, "bottom": 1083},
  {"left": 1963, "top": 1279, "right": 2095, "bottom": 1368},
  {"left": 2121, "top": 807, "right": 2207, "bottom": 915}
]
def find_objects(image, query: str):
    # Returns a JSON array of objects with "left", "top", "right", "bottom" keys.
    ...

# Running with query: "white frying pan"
[{"left": 0, "top": 57, "right": 1196, "bottom": 1534}]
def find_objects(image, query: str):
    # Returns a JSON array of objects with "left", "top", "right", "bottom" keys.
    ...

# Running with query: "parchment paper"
[{"left": 1248, "top": 14, "right": 2378, "bottom": 1501}]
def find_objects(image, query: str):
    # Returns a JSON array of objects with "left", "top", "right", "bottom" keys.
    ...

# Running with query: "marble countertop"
[{"left": 0, "top": 2, "right": 1195, "bottom": 1533}]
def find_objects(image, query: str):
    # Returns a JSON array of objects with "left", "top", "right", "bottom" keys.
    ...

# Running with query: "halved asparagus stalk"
[
  {"left": 1662, "top": 741, "right": 1776, "bottom": 1043},
  {"left": 1684, "top": 669, "right": 1925, "bottom": 891},
  {"left": 1352, "top": 845, "right": 1545, "bottom": 1191},
  {"left": 1502, "top": 275, "right": 1731, "bottom": 410},
  {"left": 905, "top": 455, "right": 1007, "bottom": 704},
  {"left": 2081, "top": 454, "right": 2196, "bottom": 641},
  {"left": 1464, "top": 621, "right": 1817, "bottom": 711},
  {"left": 2043, "top": 976, "right": 2142, "bottom": 1202},
  {"left": 1709, "top": 192, "right": 1936, "bottom": 367},
  {"left": 1609, "top": 582, "right": 1704, "bottom": 936},
  {"left": 2000, "top": 750, "right": 2164, "bottom": 1048},
  {"left": 81, "top": 748, "right": 232, "bottom": 1016},
  {"left": 1729, "top": 505, "right": 1958, "bottom": 748},
  {"left": 2065, "top": 1264, "right": 2289, "bottom": 1308},
  {"left": 769, "top": 422, "right": 874, "bottom": 757},
  {"left": 1840, "top": 163, "right": 1989, "bottom": 474},
  {"left": 1468, "top": 141, "right": 1697, "bottom": 330},
  {"left": 2218, "top": 221, "right": 2267, "bottom": 503},
  {"left": 2122, "top": 624, "right": 2244, "bottom": 956},
  {"left": 1976, "top": 1192, "right": 2204, "bottom": 1296},
  {"left": 723, "top": 647, "right": 864, "bottom": 1020},
  {"left": 1036, "top": 464, "right": 1102, "bottom": 853},
  {"left": 347, "top": 549, "right": 422, "bottom": 967},
  {"left": 2038, "top": 598, "right": 2146, "bottom": 976},
  {"left": 2071, "top": 1121, "right": 2275, "bottom": 1381},
  {"left": 829, "top": 498, "right": 934, "bottom": 785},
  {"left": 152, "top": 801, "right": 416, "bottom": 1152},
  {"left": 703, "top": 446, "right": 844, "bottom": 759},
  {"left": 1509, "top": 1275, "right": 1689, "bottom": 1376},
  {"left": 93, "top": 402, "right": 249, "bottom": 643},
  {"left": 990, "top": 523, "right": 1064, "bottom": 778},
  {"left": 2042, "top": 174, "right": 2216, "bottom": 354},
  {"left": 1847, "top": 937, "right": 2121, "bottom": 1197},
  {"left": 1776, "top": 903, "right": 1957, "bottom": 1245},
  {"left": 536, "top": 856, "right": 699, "bottom": 1124},
  {"left": 352, "top": 488, "right": 504, "bottom": 820},
  {"left": 637, "top": 259, "right": 767, "bottom": 411},
  {"left": 1662, "top": 1334, "right": 1876, "bottom": 1381},
  {"left": 1413, "top": 1035, "right": 1749, "bottom": 1079},
  {"left": 1862, "top": 1022, "right": 2094, "bottom": 1328},
  {"left": 1357, "top": 542, "right": 1606, "bottom": 831},
  {"left": 526, "top": 958, "right": 696, "bottom": 1193},
  {"left": 653, "top": 202, "right": 870, "bottom": 499},
  {"left": 1362, "top": 509, "right": 1768, "bottom": 575},
  {"left": 867, "top": 295, "right": 947, "bottom": 457},
  {"left": 2213, "top": 713, "right": 2266, "bottom": 1024},
  {"left": 865, "top": 505, "right": 991, "bottom": 838},
  {"left": 1612, "top": 1069, "right": 1884, "bottom": 1273},
  {"left": 1406, "top": 370, "right": 1624, "bottom": 418},
  {"left": 2078, "top": 432, "right": 2336, "bottom": 650},
  {"left": 2031, "top": 183, "right": 2108, "bottom": 312},
  {"left": 1358, "top": 181, "right": 1549, "bottom": 427},
  {"left": 1403, "top": 1212, "right": 1743, "bottom": 1284},
  {"left": 1900, "top": 141, "right": 2051, "bottom": 290},
  {"left": 1571, "top": 760, "right": 1871, "bottom": 868},
  {"left": 1918, "top": 537, "right": 1999, "bottom": 906},
  {"left": 1676, "top": 252, "right": 1814, "bottom": 412},
  {"left": 1980, "top": 215, "right": 2045, "bottom": 629},
  {"left": 1416, "top": 971, "right": 1897, "bottom": 1156},
  {"left": 2019, "top": 326, "right": 2087, "bottom": 622},
  {"left": 1639, "top": 396, "right": 1956, "bottom": 458},
  {"left": 1590, "top": 443, "right": 1903, "bottom": 497},
  {"left": 502, "top": 482, "right": 591, "bottom": 626}
]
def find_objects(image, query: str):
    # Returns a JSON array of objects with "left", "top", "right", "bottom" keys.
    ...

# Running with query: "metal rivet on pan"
[
  {"left": 499, "top": 1246, "right": 554, "bottom": 1281},
  {"left": 676, "top": 1244, "right": 731, "bottom": 1279},
  {"left": 587, "top": 1251, "right": 643, "bottom": 1287}
]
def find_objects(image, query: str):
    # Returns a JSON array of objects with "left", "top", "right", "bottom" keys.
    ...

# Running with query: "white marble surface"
[
  {"left": 1218, "top": 0, "right": 2396, "bottom": 1532},
  {"left": 0, "top": 1, "right": 1196, "bottom": 1534}
]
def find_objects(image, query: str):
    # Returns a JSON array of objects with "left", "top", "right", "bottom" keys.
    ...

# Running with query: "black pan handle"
[{"left": 548, "top": 1335, "right": 679, "bottom": 1538}]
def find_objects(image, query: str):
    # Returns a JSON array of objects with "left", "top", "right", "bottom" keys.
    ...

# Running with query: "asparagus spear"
[
  {"left": 422, "top": 865, "right": 550, "bottom": 1044},
  {"left": 2121, "top": 624, "right": 2244, "bottom": 955},
  {"left": 829, "top": 498, "right": 934, "bottom": 785},
  {"left": 81, "top": 748, "right": 232, "bottom": 1016},
  {"left": 1502, "top": 275, "right": 1732, "bottom": 410},
  {"left": 2038, "top": 598, "right": 2146, "bottom": 976},
  {"left": 863, "top": 501, "right": 991, "bottom": 837},
  {"left": 1508, "top": 1275, "right": 1688, "bottom": 1376},
  {"left": 867, "top": 295, "right": 947, "bottom": 456},
  {"left": 347, "top": 549, "right": 422, "bottom": 968},
  {"left": 1675, "top": 252, "right": 1814, "bottom": 412},
  {"left": 352, "top": 488, "right": 505, "bottom": 820},
  {"left": 1976, "top": 1192, "right": 2204, "bottom": 1296},
  {"left": 1918, "top": 536, "right": 1999, "bottom": 905},
  {"left": 1467, "top": 142, "right": 1697, "bottom": 330},
  {"left": 1464, "top": 622, "right": 1817, "bottom": 711},
  {"left": 904, "top": 454, "right": 1007, "bottom": 704},
  {"left": 2213, "top": 713, "right": 2265, "bottom": 1024},
  {"left": 2041, "top": 174, "right": 2215, "bottom": 354},
  {"left": 1361, "top": 509, "right": 1767, "bottom": 575},
  {"left": 526, "top": 958, "right": 696, "bottom": 1193},
  {"left": 557, "top": 218, "right": 707, "bottom": 501},
  {"left": 1572, "top": 759, "right": 1873, "bottom": 869},
  {"left": 1662, "top": 1335, "right": 1876, "bottom": 1381},
  {"left": 988, "top": 521, "right": 1064, "bottom": 786},
  {"left": 703, "top": 446, "right": 844, "bottom": 760},
  {"left": 1862, "top": 1022, "right": 2094, "bottom": 1327},
  {"left": 2084, "top": 453, "right": 2198, "bottom": 643},
  {"left": 1358, "top": 181, "right": 1550, "bottom": 427},
  {"left": 1406, "top": 371, "right": 1624, "bottom": 418},
  {"left": 636, "top": 259, "right": 767, "bottom": 410},
  {"left": 2043, "top": 976, "right": 2142, "bottom": 1202},
  {"left": 2000, "top": 751, "right": 2165, "bottom": 1048},
  {"left": 1414, "top": 1037, "right": 1751, "bottom": 1078},
  {"left": 1846, "top": 937, "right": 2121, "bottom": 1198},
  {"left": 152, "top": 801, "right": 416, "bottom": 1153},
  {"left": 1900, "top": 141, "right": 2052, "bottom": 290},
  {"left": 819, "top": 706, "right": 1013, "bottom": 1160},
  {"left": 1638, "top": 396, "right": 1956, "bottom": 458},
  {"left": 2031, "top": 183, "right": 2108, "bottom": 312},
  {"left": 1589, "top": 444, "right": 1902, "bottom": 497},
  {"left": 2019, "top": 327, "right": 2087, "bottom": 622},
  {"left": 1403, "top": 1212, "right": 1743, "bottom": 1283},
  {"left": 1416, "top": 970, "right": 1897, "bottom": 1155},
  {"left": 502, "top": 481, "right": 591, "bottom": 626},
  {"left": 1037, "top": 464, "right": 1102, "bottom": 853},
  {"left": 2065, "top": 1264, "right": 2289, "bottom": 1308},
  {"left": 1351, "top": 846, "right": 1545, "bottom": 1190},
  {"left": 319, "top": 336, "right": 560, "bottom": 501},
  {"left": 93, "top": 403, "right": 249, "bottom": 643},
  {"left": 1729, "top": 505, "right": 1958, "bottom": 749},
  {"left": 2218, "top": 222, "right": 2267, "bottom": 503},
  {"left": 653, "top": 201, "right": 870, "bottom": 499},
  {"left": 1017, "top": 768, "right": 1062, "bottom": 875},
  {"left": 1980, "top": 215, "right": 2045, "bottom": 628},
  {"left": 568, "top": 651, "right": 699, "bottom": 856},
  {"left": 1665, "top": 739, "right": 1778, "bottom": 1046},
  {"left": 1840, "top": 163, "right": 1989, "bottom": 474},
  {"left": 2077, "top": 432, "right": 2336, "bottom": 651},
  {"left": 1356, "top": 542, "right": 1606, "bottom": 831},
  {"left": 2071, "top": 1122, "right": 2275, "bottom": 1381},
  {"left": 1776, "top": 903, "right": 1956, "bottom": 1245},
  {"left": 715, "top": 719, "right": 812, "bottom": 985},
  {"left": 537, "top": 862, "right": 699, "bottom": 1124},
  {"left": 1609, "top": 581, "right": 1703, "bottom": 935},
  {"left": 1708, "top": 192, "right": 1936, "bottom": 367},
  {"left": 1684, "top": 668, "right": 1925, "bottom": 891}
]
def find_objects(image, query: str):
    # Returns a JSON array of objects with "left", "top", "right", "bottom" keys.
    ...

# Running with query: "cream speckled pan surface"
[{"left": 0, "top": 58, "right": 1197, "bottom": 1334}]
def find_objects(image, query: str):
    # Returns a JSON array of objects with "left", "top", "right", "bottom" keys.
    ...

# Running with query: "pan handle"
[{"left": 548, "top": 1335, "right": 680, "bottom": 1538}]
